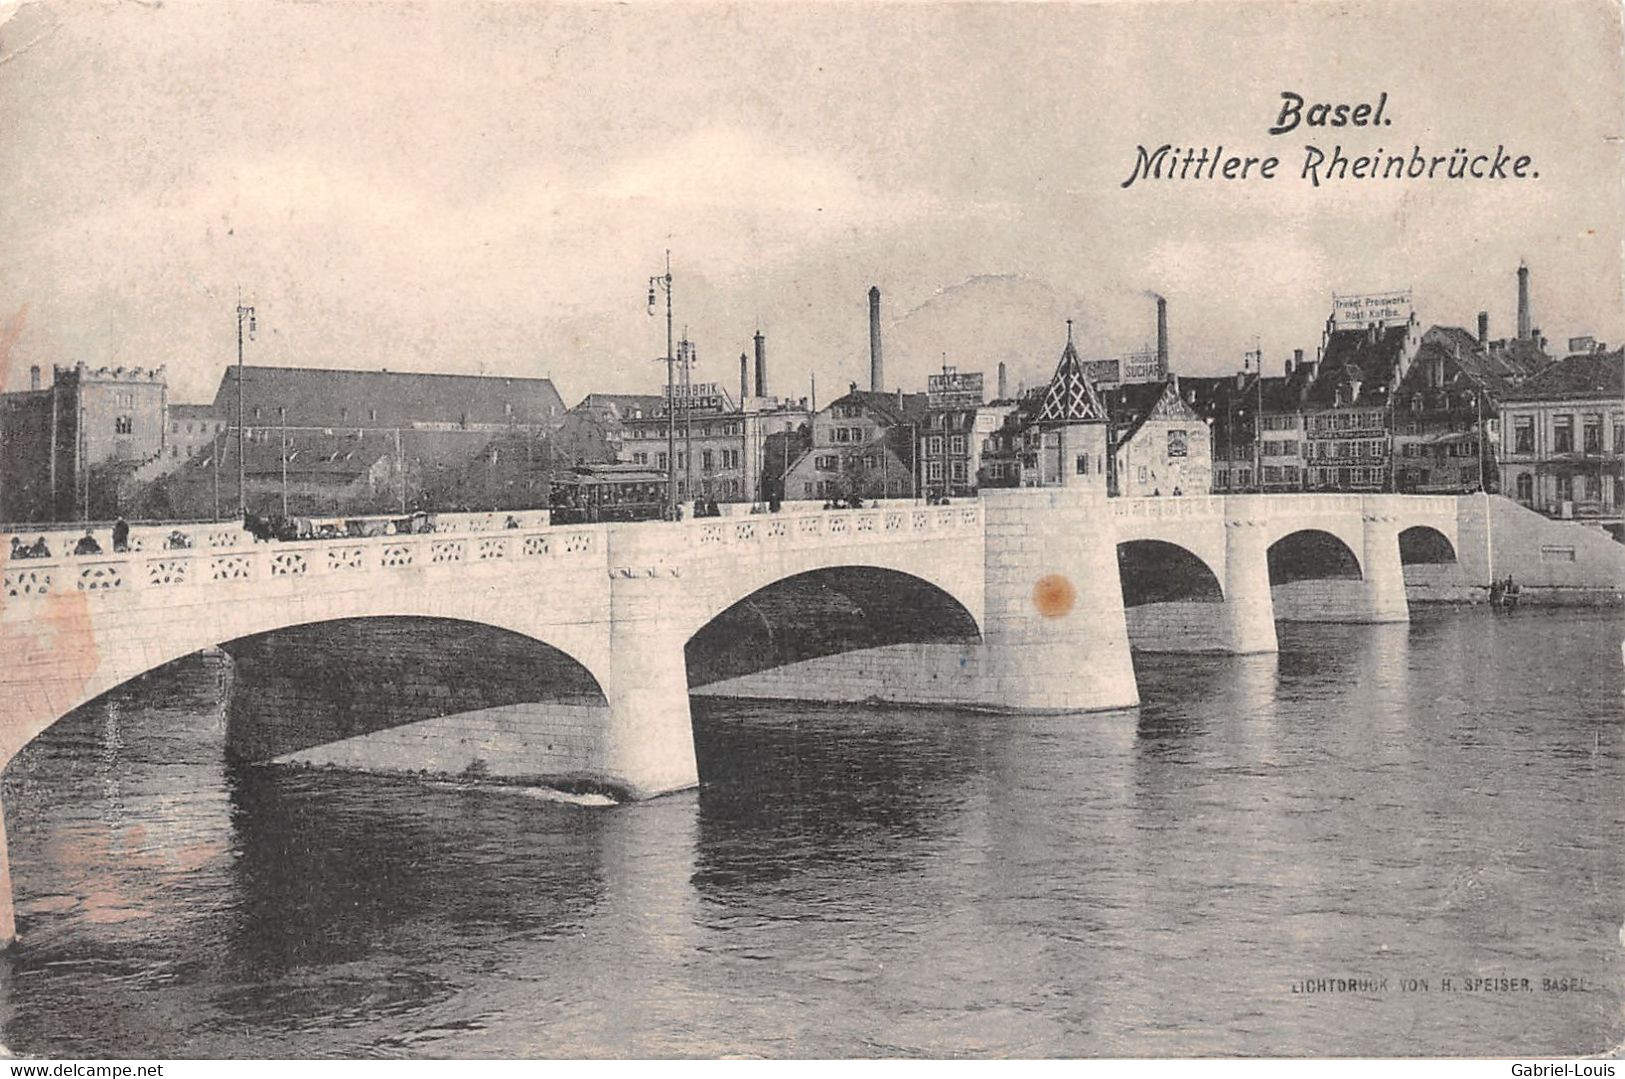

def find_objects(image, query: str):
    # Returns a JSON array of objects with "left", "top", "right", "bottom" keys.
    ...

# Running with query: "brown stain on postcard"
[{"left": 1032, "top": 574, "right": 1075, "bottom": 619}]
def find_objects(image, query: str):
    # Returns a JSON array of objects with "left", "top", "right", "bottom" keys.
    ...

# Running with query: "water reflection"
[{"left": 0, "top": 609, "right": 1620, "bottom": 1057}]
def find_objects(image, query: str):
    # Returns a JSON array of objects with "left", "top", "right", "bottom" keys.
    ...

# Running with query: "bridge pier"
[
  {"left": 1357, "top": 515, "right": 1411, "bottom": 624},
  {"left": 597, "top": 638, "right": 699, "bottom": 799},
  {"left": 1218, "top": 520, "right": 1280, "bottom": 653},
  {"left": 0, "top": 805, "right": 14, "bottom": 948},
  {"left": 978, "top": 488, "right": 1138, "bottom": 710}
]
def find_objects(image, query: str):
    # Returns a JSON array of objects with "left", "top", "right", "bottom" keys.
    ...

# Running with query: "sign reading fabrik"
[{"left": 1331, "top": 290, "right": 1412, "bottom": 328}]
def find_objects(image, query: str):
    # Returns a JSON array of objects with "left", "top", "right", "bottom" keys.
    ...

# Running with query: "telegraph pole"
[
  {"left": 235, "top": 291, "right": 256, "bottom": 519},
  {"left": 648, "top": 253, "right": 675, "bottom": 518},
  {"left": 678, "top": 332, "right": 696, "bottom": 502},
  {"left": 278, "top": 406, "right": 289, "bottom": 518}
]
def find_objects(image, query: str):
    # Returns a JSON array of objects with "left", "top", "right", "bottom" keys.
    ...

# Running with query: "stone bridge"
[{"left": 0, "top": 489, "right": 1462, "bottom": 944}]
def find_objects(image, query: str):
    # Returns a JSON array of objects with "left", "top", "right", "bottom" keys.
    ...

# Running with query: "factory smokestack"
[
  {"left": 997, "top": 361, "right": 1008, "bottom": 400},
  {"left": 1478, "top": 311, "right": 1489, "bottom": 345},
  {"left": 754, "top": 331, "right": 768, "bottom": 398},
  {"left": 1156, "top": 295, "right": 1169, "bottom": 376},
  {"left": 868, "top": 286, "right": 884, "bottom": 392},
  {"left": 1517, "top": 262, "right": 1531, "bottom": 340},
  {"left": 740, "top": 352, "right": 750, "bottom": 403}
]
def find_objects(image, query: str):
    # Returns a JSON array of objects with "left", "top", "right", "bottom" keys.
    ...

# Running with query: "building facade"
[
  {"left": 617, "top": 382, "right": 811, "bottom": 503},
  {"left": 1497, "top": 348, "right": 1623, "bottom": 534},
  {"left": 783, "top": 387, "right": 925, "bottom": 501},
  {"left": 1, "top": 363, "right": 172, "bottom": 522},
  {"left": 1111, "top": 377, "right": 1212, "bottom": 498}
]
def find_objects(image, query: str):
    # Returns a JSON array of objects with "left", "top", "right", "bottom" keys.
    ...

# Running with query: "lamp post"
[
  {"left": 278, "top": 406, "right": 288, "bottom": 519},
  {"left": 235, "top": 292, "right": 256, "bottom": 519},
  {"left": 648, "top": 253, "right": 675, "bottom": 518}
]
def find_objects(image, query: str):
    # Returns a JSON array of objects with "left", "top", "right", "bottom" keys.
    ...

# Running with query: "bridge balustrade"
[{"left": 2, "top": 520, "right": 600, "bottom": 604}]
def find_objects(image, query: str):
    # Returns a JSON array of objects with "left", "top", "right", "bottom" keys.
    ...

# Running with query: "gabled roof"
[
  {"left": 212, "top": 365, "right": 566, "bottom": 430},
  {"left": 1503, "top": 349, "right": 1623, "bottom": 402},
  {"left": 1302, "top": 326, "right": 1410, "bottom": 409},
  {"left": 1112, "top": 379, "right": 1206, "bottom": 446},
  {"left": 572, "top": 392, "right": 667, "bottom": 418},
  {"left": 825, "top": 389, "right": 930, "bottom": 424},
  {"left": 1035, "top": 337, "right": 1107, "bottom": 425}
]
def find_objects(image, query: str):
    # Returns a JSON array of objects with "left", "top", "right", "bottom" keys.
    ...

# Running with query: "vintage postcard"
[{"left": 0, "top": 0, "right": 1620, "bottom": 1063}]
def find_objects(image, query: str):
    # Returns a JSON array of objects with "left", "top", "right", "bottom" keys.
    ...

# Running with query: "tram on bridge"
[{"left": 549, "top": 463, "right": 668, "bottom": 524}]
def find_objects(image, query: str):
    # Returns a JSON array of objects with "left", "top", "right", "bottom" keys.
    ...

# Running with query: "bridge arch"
[
  {"left": 1266, "top": 528, "right": 1364, "bottom": 585},
  {"left": 0, "top": 591, "right": 612, "bottom": 768},
  {"left": 216, "top": 615, "right": 610, "bottom": 765},
  {"left": 685, "top": 565, "right": 982, "bottom": 689},
  {"left": 1398, "top": 525, "right": 1457, "bottom": 565},
  {"left": 1116, "top": 539, "right": 1224, "bottom": 607}
]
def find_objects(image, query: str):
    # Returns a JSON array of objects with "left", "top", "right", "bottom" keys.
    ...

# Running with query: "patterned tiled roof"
[{"left": 1035, "top": 336, "right": 1107, "bottom": 424}]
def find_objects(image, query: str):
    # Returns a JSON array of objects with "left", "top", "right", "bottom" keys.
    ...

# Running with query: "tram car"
[{"left": 549, "top": 463, "right": 669, "bottom": 523}]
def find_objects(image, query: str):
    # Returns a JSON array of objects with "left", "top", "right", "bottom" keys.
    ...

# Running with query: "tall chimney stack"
[
  {"left": 1291, "top": 348, "right": 1304, "bottom": 375},
  {"left": 868, "top": 286, "right": 884, "bottom": 392},
  {"left": 1478, "top": 311, "right": 1489, "bottom": 345},
  {"left": 740, "top": 352, "right": 750, "bottom": 403},
  {"left": 1156, "top": 295, "right": 1169, "bottom": 375},
  {"left": 29, "top": 365, "right": 41, "bottom": 391},
  {"left": 754, "top": 330, "right": 768, "bottom": 398},
  {"left": 997, "top": 361, "right": 1008, "bottom": 400},
  {"left": 1517, "top": 262, "right": 1531, "bottom": 340}
]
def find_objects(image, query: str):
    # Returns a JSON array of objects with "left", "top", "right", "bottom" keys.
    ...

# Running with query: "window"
[
  {"left": 1585, "top": 474, "right": 1602, "bottom": 500},
  {"left": 950, "top": 435, "right": 966, "bottom": 455},
  {"left": 816, "top": 454, "right": 838, "bottom": 471},
  {"left": 171, "top": 421, "right": 179, "bottom": 434},
  {"left": 803, "top": 482, "right": 813, "bottom": 497},
  {"left": 1616, "top": 422, "right": 1625, "bottom": 453},
  {"left": 863, "top": 455, "right": 878, "bottom": 470},
  {"left": 1553, "top": 415, "right": 1574, "bottom": 453},
  {"left": 1075, "top": 453, "right": 1089, "bottom": 475},
  {"left": 927, "top": 462, "right": 943, "bottom": 481},
  {"left": 632, "top": 452, "right": 647, "bottom": 465},
  {"left": 1516, "top": 473, "right": 1533, "bottom": 502},
  {"left": 952, "top": 462, "right": 966, "bottom": 481},
  {"left": 113, "top": 415, "right": 133, "bottom": 434},
  {"left": 1513, "top": 415, "right": 1534, "bottom": 453},
  {"left": 1556, "top": 473, "right": 1573, "bottom": 501},
  {"left": 926, "top": 436, "right": 943, "bottom": 456},
  {"left": 1138, "top": 465, "right": 1148, "bottom": 484},
  {"left": 657, "top": 453, "right": 669, "bottom": 470},
  {"left": 702, "top": 450, "right": 715, "bottom": 472},
  {"left": 1583, "top": 415, "right": 1602, "bottom": 453},
  {"left": 1167, "top": 429, "right": 1188, "bottom": 458}
]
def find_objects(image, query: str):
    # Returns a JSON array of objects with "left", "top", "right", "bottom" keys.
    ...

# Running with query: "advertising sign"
[
  {"left": 1120, "top": 348, "right": 1164, "bottom": 384},
  {"left": 927, "top": 369, "right": 985, "bottom": 408},
  {"left": 1331, "top": 290, "right": 1412, "bottom": 329}
]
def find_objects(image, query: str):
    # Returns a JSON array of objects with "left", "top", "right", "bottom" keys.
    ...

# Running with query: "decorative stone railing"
[
  {"left": 688, "top": 503, "right": 983, "bottom": 552},
  {"left": 2, "top": 519, "right": 595, "bottom": 604}
]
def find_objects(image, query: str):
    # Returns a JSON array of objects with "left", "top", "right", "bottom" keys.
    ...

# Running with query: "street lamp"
[
  {"left": 648, "top": 253, "right": 675, "bottom": 518},
  {"left": 235, "top": 292, "right": 256, "bottom": 519}
]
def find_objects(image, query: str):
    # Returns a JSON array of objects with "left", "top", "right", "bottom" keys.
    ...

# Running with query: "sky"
[{"left": 0, "top": 0, "right": 1620, "bottom": 407}]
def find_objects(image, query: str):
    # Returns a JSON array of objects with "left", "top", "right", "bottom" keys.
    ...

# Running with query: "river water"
[{"left": 1, "top": 607, "right": 1620, "bottom": 1058}]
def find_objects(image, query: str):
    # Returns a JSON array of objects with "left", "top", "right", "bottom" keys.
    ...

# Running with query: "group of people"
[
  {"left": 691, "top": 498, "right": 725, "bottom": 518},
  {"left": 820, "top": 495, "right": 866, "bottom": 510},
  {"left": 1488, "top": 574, "right": 1522, "bottom": 611},
  {"left": 8, "top": 516, "right": 133, "bottom": 560}
]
